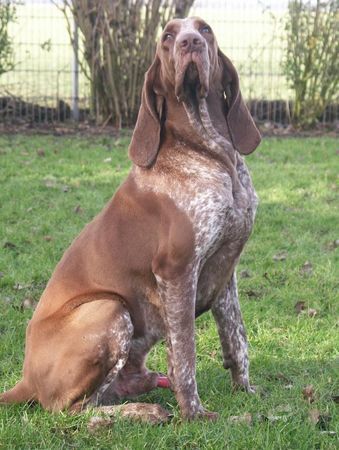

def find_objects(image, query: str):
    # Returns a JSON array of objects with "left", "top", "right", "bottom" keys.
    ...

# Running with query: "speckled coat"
[{"left": 0, "top": 17, "right": 261, "bottom": 421}]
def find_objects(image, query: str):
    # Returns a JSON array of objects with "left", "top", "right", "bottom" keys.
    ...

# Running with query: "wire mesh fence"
[{"left": 0, "top": 0, "right": 338, "bottom": 125}]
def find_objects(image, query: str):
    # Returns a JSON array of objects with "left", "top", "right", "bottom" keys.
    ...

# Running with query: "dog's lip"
[{"left": 175, "top": 52, "right": 208, "bottom": 102}]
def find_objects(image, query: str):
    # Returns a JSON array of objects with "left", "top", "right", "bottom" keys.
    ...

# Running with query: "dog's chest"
[{"left": 175, "top": 160, "right": 255, "bottom": 262}]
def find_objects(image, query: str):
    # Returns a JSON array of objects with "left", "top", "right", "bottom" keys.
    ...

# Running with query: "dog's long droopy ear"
[
  {"left": 218, "top": 49, "right": 261, "bottom": 155},
  {"left": 128, "top": 56, "right": 164, "bottom": 168}
]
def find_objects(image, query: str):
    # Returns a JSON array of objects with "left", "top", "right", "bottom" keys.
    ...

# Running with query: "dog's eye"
[
  {"left": 200, "top": 26, "right": 211, "bottom": 34},
  {"left": 163, "top": 33, "right": 173, "bottom": 42}
]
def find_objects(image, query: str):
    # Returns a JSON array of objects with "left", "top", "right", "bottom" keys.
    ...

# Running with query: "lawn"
[{"left": 0, "top": 134, "right": 338, "bottom": 449}]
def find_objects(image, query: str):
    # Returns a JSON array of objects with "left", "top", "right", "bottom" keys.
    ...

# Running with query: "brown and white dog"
[{"left": 0, "top": 17, "right": 261, "bottom": 421}]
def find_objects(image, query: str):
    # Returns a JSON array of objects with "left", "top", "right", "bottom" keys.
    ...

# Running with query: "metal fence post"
[{"left": 71, "top": 17, "right": 79, "bottom": 121}]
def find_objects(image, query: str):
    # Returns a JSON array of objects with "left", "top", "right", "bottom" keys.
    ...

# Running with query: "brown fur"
[{"left": 1, "top": 17, "right": 260, "bottom": 421}]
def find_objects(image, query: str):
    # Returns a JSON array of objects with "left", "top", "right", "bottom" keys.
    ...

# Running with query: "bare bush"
[
  {"left": 0, "top": 0, "right": 16, "bottom": 77},
  {"left": 283, "top": 0, "right": 339, "bottom": 128},
  {"left": 58, "top": 0, "right": 194, "bottom": 127}
]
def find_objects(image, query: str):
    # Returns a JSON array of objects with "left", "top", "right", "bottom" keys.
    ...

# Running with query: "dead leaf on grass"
[
  {"left": 317, "top": 414, "right": 332, "bottom": 430},
  {"left": 307, "top": 308, "right": 318, "bottom": 318},
  {"left": 275, "top": 372, "right": 292, "bottom": 384},
  {"left": 275, "top": 405, "right": 293, "bottom": 414},
  {"left": 240, "top": 269, "right": 252, "bottom": 279},
  {"left": 21, "top": 298, "right": 37, "bottom": 310},
  {"left": 74, "top": 205, "right": 83, "bottom": 214},
  {"left": 294, "top": 301, "right": 306, "bottom": 314},
  {"left": 36, "top": 149, "right": 45, "bottom": 157},
  {"left": 3, "top": 241, "right": 17, "bottom": 250},
  {"left": 209, "top": 350, "right": 217, "bottom": 359},
  {"left": 228, "top": 413, "right": 253, "bottom": 425},
  {"left": 309, "top": 408, "right": 320, "bottom": 425},
  {"left": 273, "top": 251, "right": 288, "bottom": 262},
  {"left": 300, "top": 261, "right": 313, "bottom": 276},
  {"left": 43, "top": 235, "right": 53, "bottom": 242},
  {"left": 302, "top": 385, "right": 315, "bottom": 403},
  {"left": 245, "top": 289, "right": 260, "bottom": 299},
  {"left": 87, "top": 416, "right": 113, "bottom": 433},
  {"left": 43, "top": 176, "right": 57, "bottom": 188}
]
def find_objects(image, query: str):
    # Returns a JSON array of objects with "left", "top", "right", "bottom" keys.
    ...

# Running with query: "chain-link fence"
[{"left": 0, "top": 0, "right": 338, "bottom": 125}]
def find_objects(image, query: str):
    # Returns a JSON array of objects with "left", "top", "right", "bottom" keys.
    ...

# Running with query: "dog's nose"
[{"left": 177, "top": 33, "right": 204, "bottom": 52}]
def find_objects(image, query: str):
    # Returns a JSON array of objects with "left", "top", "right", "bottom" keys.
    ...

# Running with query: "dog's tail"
[{"left": 0, "top": 379, "right": 34, "bottom": 405}]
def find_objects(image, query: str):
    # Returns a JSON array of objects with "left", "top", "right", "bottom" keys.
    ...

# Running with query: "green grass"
[{"left": 0, "top": 135, "right": 338, "bottom": 449}]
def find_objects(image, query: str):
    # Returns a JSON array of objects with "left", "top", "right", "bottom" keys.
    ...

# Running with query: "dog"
[{"left": 0, "top": 17, "right": 260, "bottom": 421}]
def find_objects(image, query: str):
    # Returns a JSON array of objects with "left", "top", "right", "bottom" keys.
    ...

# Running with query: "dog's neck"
[{"left": 161, "top": 85, "right": 236, "bottom": 169}]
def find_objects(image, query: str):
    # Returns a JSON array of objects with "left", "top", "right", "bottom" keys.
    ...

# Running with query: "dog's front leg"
[
  {"left": 211, "top": 272, "right": 255, "bottom": 393},
  {"left": 156, "top": 271, "right": 217, "bottom": 420}
]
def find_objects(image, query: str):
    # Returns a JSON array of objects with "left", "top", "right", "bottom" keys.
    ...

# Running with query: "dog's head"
[{"left": 129, "top": 17, "right": 261, "bottom": 167}]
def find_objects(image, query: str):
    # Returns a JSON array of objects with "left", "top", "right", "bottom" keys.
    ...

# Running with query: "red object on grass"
[{"left": 157, "top": 375, "right": 171, "bottom": 388}]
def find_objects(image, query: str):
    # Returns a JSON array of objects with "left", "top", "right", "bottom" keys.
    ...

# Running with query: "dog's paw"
[
  {"left": 182, "top": 407, "right": 219, "bottom": 422},
  {"left": 118, "top": 402, "right": 171, "bottom": 424},
  {"left": 232, "top": 382, "right": 257, "bottom": 394}
]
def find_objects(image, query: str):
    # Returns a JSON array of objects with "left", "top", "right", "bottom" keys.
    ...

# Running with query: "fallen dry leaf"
[
  {"left": 3, "top": 241, "right": 17, "bottom": 250},
  {"left": 300, "top": 261, "right": 313, "bottom": 276},
  {"left": 309, "top": 410, "right": 332, "bottom": 430},
  {"left": 309, "top": 408, "right": 320, "bottom": 425},
  {"left": 74, "top": 204, "right": 83, "bottom": 214},
  {"left": 228, "top": 413, "right": 253, "bottom": 425},
  {"left": 43, "top": 235, "right": 53, "bottom": 242},
  {"left": 209, "top": 350, "right": 217, "bottom": 358},
  {"left": 263, "top": 272, "right": 270, "bottom": 281},
  {"left": 317, "top": 414, "right": 332, "bottom": 430},
  {"left": 43, "top": 176, "right": 57, "bottom": 188},
  {"left": 308, "top": 308, "right": 318, "bottom": 318},
  {"left": 273, "top": 251, "right": 288, "bottom": 262},
  {"left": 302, "top": 385, "right": 315, "bottom": 403},
  {"left": 36, "top": 149, "right": 45, "bottom": 157},
  {"left": 295, "top": 301, "right": 306, "bottom": 314},
  {"left": 245, "top": 289, "right": 260, "bottom": 299},
  {"left": 87, "top": 416, "right": 113, "bottom": 433},
  {"left": 21, "top": 298, "right": 36, "bottom": 310},
  {"left": 274, "top": 372, "right": 292, "bottom": 383},
  {"left": 239, "top": 269, "right": 252, "bottom": 279},
  {"left": 325, "top": 239, "right": 339, "bottom": 251}
]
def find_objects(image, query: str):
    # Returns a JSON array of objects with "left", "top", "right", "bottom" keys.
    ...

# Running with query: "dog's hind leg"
[{"left": 21, "top": 297, "right": 135, "bottom": 412}]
